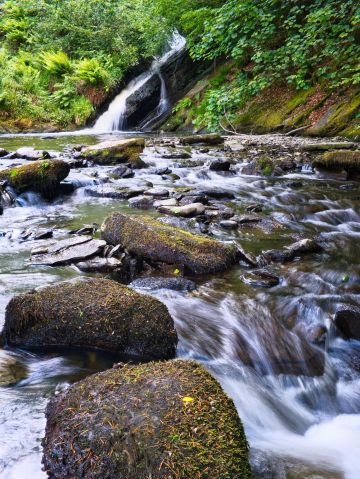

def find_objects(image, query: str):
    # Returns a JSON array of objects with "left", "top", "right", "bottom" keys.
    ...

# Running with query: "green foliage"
[
  {"left": 73, "top": 58, "right": 110, "bottom": 87},
  {"left": 173, "top": 97, "right": 193, "bottom": 113},
  {"left": 171, "top": 0, "right": 360, "bottom": 130},
  {"left": 41, "top": 51, "right": 72, "bottom": 77}
]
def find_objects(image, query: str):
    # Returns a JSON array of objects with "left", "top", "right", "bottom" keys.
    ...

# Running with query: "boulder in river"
[
  {"left": 0, "top": 160, "right": 70, "bottom": 198},
  {"left": 0, "top": 352, "right": 28, "bottom": 387},
  {"left": 42, "top": 360, "right": 251, "bottom": 479},
  {"left": 30, "top": 235, "right": 106, "bottom": 266},
  {"left": 101, "top": 212, "right": 239, "bottom": 274},
  {"left": 15, "top": 147, "right": 50, "bottom": 161},
  {"left": 81, "top": 138, "right": 146, "bottom": 167},
  {"left": 179, "top": 134, "right": 224, "bottom": 146},
  {"left": 4, "top": 278, "right": 177, "bottom": 359},
  {"left": 158, "top": 202, "right": 206, "bottom": 218},
  {"left": 313, "top": 150, "right": 360, "bottom": 175},
  {"left": 334, "top": 306, "right": 360, "bottom": 340}
]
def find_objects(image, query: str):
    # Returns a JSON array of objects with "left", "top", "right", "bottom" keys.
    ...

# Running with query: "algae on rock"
[
  {"left": 101, "top": 212, "right": 239, "bottom": 274},
  {"left": 43, "top": 360, "right": 251, "bottom": 479}
]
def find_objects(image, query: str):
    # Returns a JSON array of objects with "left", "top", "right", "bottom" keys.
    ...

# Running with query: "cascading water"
[
  {"left": 92, "top": 34, "right": 186, "bottom": 133},
  {"left": 139, "top": 70, "right": 169, "bottom": 130}
]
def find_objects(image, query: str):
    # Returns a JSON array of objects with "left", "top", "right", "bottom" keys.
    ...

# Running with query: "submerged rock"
[
  {"left": 241, "top": 269, "right": 280, "bottom": 288},
  {"left": 130, "top": 276, "right": 196, "bottom": 292},
  {"left": 334, "top": 306, "right": 360, "bottom": 340},
  {"left": 0, "top": 160, "right": 70, "bottom": 199},
  {"left": 263, "top": 238, "right": 322, "bottom": 263},
  {"left": 4, "top": 278, "right": 177, "bottom": 359},
  {"left": 31, "top": 235, "right": 106, "bottom": 266},
  {"left": 101, "top": 213, "right": 239, "bottom": 274},
  {"left": 81, "top": 138, "right": 146, "bottom": 167},
  {"left": 43, "top": 360, "right": 251, "bottom": 479}
]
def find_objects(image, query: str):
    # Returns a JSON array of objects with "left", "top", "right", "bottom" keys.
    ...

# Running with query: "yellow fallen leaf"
[{"left": 182, "top": 396, "right": 194, "bottom": 403}]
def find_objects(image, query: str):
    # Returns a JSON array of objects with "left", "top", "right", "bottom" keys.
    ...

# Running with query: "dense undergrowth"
[
  {"left": 165, "top": 0, "right": 360, "bottom": 132},
  {"left": 0, "top": 0, "right": 359, "bottom": 132},
  {"left": 0, "top": 0, "right": 170, "bottom": 130}
]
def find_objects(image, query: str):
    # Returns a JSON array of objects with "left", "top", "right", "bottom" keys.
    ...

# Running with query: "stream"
[{"left": 0, "top": 132, "right": 359, "bottom": 479}]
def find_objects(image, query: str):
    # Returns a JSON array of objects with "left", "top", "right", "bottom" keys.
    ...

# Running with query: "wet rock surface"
[
  {"left": 4, "top": 278, "right": 177, "bottom": 358},
  {"left": 101, "top": 212, "right": 239, "bottom": 274},
  {"left": 43, "top": 360, "right": 251, "bottom": 479}
]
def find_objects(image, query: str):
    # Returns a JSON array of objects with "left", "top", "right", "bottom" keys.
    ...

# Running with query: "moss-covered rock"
[
  {"left": 313, "top": 150, "right": 360, "bottom": 174},
  {"left": 81, "top": 138, "right": 146, "bottom": 167},
  {"left": 0, "top": 160, "right": 70, "bottom": 198},
  {"left": 3, "top": 278, "right": 177, "bottom": 359},
  {"left": 101, "top": 212, "right": 239, "bottom": 274},
  {"left": 42, "top": 360, "right": 251, "bottom": 479},
  {"left": 179, "top": 134, "right": 223, "bottom": 145}
]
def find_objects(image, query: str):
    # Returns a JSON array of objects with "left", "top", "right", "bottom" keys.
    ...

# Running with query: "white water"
[{"left": 92, "top": 34, "right": 186, "bottom": 133}]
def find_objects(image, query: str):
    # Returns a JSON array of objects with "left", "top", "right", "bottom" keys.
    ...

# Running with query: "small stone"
[
  {"left": 144, "top": 187, "right": 169, "bottom": 197},
  {"left": 209, "top": 159, "right": 231, "bottom": 172},
  {"left": 234, "top": 214, "right": 262, "bottom": 225},
  {"left": 111, "top": 165, "right": 134, "bottom": 179},
  {"left": 158, "top": 203, "right": 205, "bottom": 218},
  {"left": 241, "top": 269, "right": 280, "bottom": 288},
  {"left": 220, "top": 220, "right": 238, "bottom": 230},
  {"left": 334, "top": 307, "right": 360, "bottom": 340},
  {"left": 154, "top": 198, "right": 178, "bottom": 208},
  {"left": 128, "top": 195, "right": 154, "bottom": 209}
]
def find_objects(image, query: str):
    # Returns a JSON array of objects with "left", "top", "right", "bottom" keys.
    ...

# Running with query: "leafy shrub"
[
  {"left": 73, "top": 58, "right": 110, "bottom": 87},
  {"left": 41, "top": 51, "right": 72, "bottom": 77}
]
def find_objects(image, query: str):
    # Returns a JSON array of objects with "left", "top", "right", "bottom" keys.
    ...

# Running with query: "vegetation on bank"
[
  {"left": 0, "top": 0, "right": 359, "bottom": 133},
  {"left": 165, "top": 0, "right": 359, "bottom": 134},
  {"left": 0, "top": 0, "right": 170, "bottom": 130}
]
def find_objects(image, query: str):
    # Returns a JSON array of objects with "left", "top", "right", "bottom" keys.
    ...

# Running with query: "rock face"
[
  {"left": 42, "top": 360, "right": 251, "bottom": 479},
  {"left": 81, "top": 138, "right": 146, "bottom": 167},
  {"left": 3, "top": 278, "right": 177, "bottom": 359},
  {"left": 0, "top": 160, "right": 70, "bottom": 198},
  {"left": 101, "top": 213, "right": 239, "bottom": 274}
]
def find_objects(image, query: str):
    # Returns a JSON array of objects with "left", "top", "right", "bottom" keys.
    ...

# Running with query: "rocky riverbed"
[{"left": 0, "top": 131, "right": 359, "bottom": 478}]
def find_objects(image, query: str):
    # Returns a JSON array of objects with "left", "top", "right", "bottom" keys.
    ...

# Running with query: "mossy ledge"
[
  {"left": 101, "top": 212, "right": 239, "bottom": 275},
  {"left": 3, "top": 278, "right": 177, "bottom": 359},
  {"left": 81, "top": 138, "right": 146, "bottom": 167},
  {"left": 42, "top": 359, "right": 251, "bottom": 479},
  {"left": 0, "top": 160, "right": 70, "bottom": 199}
]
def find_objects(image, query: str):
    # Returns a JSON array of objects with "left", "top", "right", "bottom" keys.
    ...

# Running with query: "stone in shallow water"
[
  {"left": 209, "top": 159, "right": 231, "bottom": 171},
  {"left": 144, "top": 187, "right": 169, "bottom": 197},
  {"left": 31, "top": 235, "right": 106, "bottom": 266},
  {"left": 220, "top": 220, "right": 238, "bottom": 230},
  {"left": 15, "top": 147, "right": 50, "bottom": 161},
  {"left": 154, "top": 198, "right": 178, "bottom": 208},
  {"left": 179, "top": 133, "right": 224, "bottom": 145},
  {"left": 158, "top": 203, "right": 205, "bottom": 218},
  {"left": 75, "top": 257, "right": 123, "bottom": 273},
  {"left": 0, "top": 353, "right": 28, "bottom": 387},
  {"left": 241, "top": 269, "right": 280, "bottom": 288},
  {"left": 110, "top": 165, "right": 134, "bottom": 179},
  {"left": 4, "top": 278, "right": 177, "bottom": 358},
  {"left": 42, "top": 360, "right": 251, "bottom": 479},
  {"left": 334, "top": 306, "right": 360, "bottom": 340},
  {"left": 128, "top": 195, "right": 154, "bottom": 209},
  {"left": 101, "top": 212, "right": 239, "bottom": 275}
]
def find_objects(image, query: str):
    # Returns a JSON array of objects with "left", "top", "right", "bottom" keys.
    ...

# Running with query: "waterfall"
[
  {"left": 139, "top": 70, "right": 169, "bottom": 130},
  {"left": 92, "top": 34, "right": 186, "bottom": 133}
]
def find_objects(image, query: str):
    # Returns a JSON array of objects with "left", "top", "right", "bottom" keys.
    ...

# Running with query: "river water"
[{"left": 0, "top": 132, "right": 359, "bottom": 478}]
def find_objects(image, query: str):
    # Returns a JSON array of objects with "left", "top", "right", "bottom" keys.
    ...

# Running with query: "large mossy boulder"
[
  {"left": 81, "top": 138, "right": 146, "bottom": 167},
  {"left": 313, "top": 150, "right": 360, "bottom": 175},
  {"left": 101, "top": 212, "right": 239, "bottom": 274},
  {"left": 0, "top": 160, "right": 70, "bottom": 198},
  {"left": 43, "top": 360, "right": 251, "bottom": 479},
  {"left": 3, "top": 278, "right": 177, "bottom": 359}
]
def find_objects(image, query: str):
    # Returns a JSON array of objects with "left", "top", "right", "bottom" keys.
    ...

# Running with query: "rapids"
[{"left": 0, "top": 132, "right": 359, "bottom": 479}]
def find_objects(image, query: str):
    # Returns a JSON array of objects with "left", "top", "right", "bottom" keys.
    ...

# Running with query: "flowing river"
[{"left": 0, "top": 132, "right": 359, "bottom": 478}]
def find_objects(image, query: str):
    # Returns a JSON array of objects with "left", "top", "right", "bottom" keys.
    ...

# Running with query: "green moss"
[
  {"left": 4, "top": 278, "right": 177, "bottom": 359},
  {"left": 43, "top": 360, "right": 251, "bottom": 479},
  {"left": 101, "top": 213, "right": 239, "bottom": 275},
  {"left": 0, "top": 160, "right": 70, "bottom": 198},
  {"left": 313, "top": 150, "right": 360, "bottom": 173}
]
